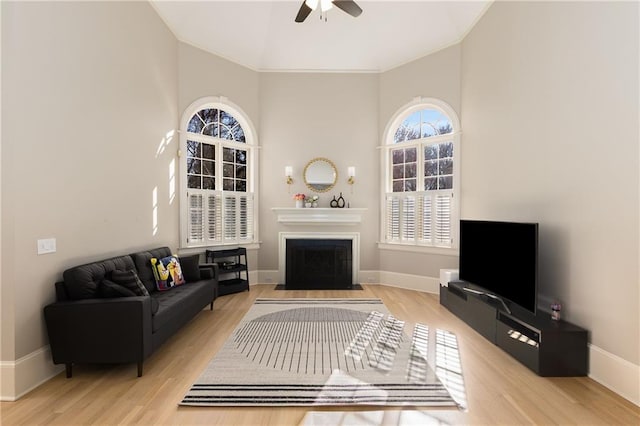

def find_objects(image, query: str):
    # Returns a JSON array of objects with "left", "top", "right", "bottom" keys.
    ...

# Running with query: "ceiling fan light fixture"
[
  {"left": 320, "top": 0, "right": 333, "bottom": 12},
  {"left": 305, "top": 0, "right": 319, "bottom": 11},
  {"left": 296, "top": 0, "right": 360, "bottom": 23}
]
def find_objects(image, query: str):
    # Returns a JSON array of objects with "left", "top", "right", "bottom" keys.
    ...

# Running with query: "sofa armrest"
[
  {"left": 199, "top": 263, "right": 219, "bottom": 281},
  {"left": 43, "top": 296, "right": 153, "bottom": 366}
]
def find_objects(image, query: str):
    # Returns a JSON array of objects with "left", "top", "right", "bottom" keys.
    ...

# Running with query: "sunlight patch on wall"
[
  {"left": 155, "top": 129, "right": 176, "bottom": 158},
  {"left": 152, "top": 186, "right": 158, "bottom": 236},
  {"left": 169, "top": 158, "right": 176, "bottom": 204}
]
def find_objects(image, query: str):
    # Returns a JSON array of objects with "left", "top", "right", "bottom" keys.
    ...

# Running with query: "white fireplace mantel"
[{"left": 272, "top": 207, "right": 366, "bottom": 226}]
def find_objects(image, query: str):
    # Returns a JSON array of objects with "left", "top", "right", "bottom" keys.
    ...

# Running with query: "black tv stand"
[
  {"left": 461, "top": 287, "right": 512, "bottom": 314},
  {"left": 441, "top": 280, "right": 588, "bottom": 376}
]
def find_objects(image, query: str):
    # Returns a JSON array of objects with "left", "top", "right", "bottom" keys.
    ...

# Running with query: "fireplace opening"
[{"left": 285, "top": 239, "right": 353, "bottom": 289}]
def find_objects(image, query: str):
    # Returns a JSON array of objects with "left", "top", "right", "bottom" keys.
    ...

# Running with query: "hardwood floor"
[{"left": 2, "top": 285, "right": 639, "bottom": 425}]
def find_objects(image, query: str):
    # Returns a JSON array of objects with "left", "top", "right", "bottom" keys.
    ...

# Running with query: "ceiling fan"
[{"left": 295, "top": 0, "right": 363, "bottom": 23}]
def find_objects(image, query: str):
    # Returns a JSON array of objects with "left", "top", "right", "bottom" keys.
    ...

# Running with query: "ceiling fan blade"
[
  {"left": 295, "top": 1, "right": 313, "bottom": 23},
  {"left": 333, "top": 0, "right": 363, "bottom": 18}
]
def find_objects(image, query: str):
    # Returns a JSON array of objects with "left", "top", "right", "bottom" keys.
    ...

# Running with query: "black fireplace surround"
[{"left": 285, "top": 239, "right": 353, "bottom": 289}]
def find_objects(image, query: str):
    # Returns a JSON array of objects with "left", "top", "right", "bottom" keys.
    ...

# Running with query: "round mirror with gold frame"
[{"left": 304, "top": 157, "right": 338, "bottom": 193}]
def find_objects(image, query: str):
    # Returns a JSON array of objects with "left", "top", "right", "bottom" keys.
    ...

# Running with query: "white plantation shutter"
[
  {"left": 402, "top": 196, "right": 416, "bottom": 241},
  {"left": 188, "top": 193, "right": 204, "bottom": 243},
  {"left": 420, "top": 195, "right": 432, "bottom": 243},
  {"left": 239, "top": 194, "right": 254, "bottom": 241},
  {"left": 187, "top": 191, "right": 253, "bottom": 247},
  {"left": 384, "top": 191, "right": 453, "bottom": 248},
  {"left": 223, "top": 195, "right": 237, "bottom": 242},
  {"left": 386, "top": 196, "right": 401, "bottom": 241},
  {"left": 207, "top": 193, "right": 222, "bottom": 242},
  {"left": 216, "top": 193, "right": 255, "bottom": 244},
  {"left": 187, "top": 191, "right": 222, "bottom": 245},
  {"left": 435, "top": 194, "right": 452, "bottom": 245}
]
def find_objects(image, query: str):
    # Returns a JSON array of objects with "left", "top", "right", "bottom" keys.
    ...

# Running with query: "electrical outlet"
[{"left": 37, "top": 238, "right": 57, "bottom": 255}]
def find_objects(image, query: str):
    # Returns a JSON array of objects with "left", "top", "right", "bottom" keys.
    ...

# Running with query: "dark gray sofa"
[{"left": 43, "top": 247, "right": 218, "bottom": 378}]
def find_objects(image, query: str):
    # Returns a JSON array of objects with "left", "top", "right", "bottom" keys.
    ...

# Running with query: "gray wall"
[
  {"left": 1, "top": 0, "right": 179, "bottom": 365},
  {"left": 460, "top": 1, "right": 639, "bottom": 364},
  {"left": 178, "top": 43, "right": 260, "bottom": 129}
]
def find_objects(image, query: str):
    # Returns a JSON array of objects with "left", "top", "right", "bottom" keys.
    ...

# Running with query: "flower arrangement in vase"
[{"left": 293, "top": 193, "right": 306, "bottom": 208}]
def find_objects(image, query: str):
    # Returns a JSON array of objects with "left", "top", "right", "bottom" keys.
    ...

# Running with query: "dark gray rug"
[{"left": 180, "top": 298, "right": 466, "bottom": 408}]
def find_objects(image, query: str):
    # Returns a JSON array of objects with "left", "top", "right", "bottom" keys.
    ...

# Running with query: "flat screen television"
[{"left": 459, "top": 220, "right": 538, "bottom": 314}]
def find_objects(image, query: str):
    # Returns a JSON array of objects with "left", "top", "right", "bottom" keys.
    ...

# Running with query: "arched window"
[
  {"left": 381, "top": 98, "right": 460, "bottom": 249},
  {"left": 180, "top": 97, "right": 258, "bottom": 248}
]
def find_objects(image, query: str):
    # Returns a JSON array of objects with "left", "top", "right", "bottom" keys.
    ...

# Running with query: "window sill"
[
  {"left": 377, "top": 242, "right": 458, "bottom": 256},
  {"left": 178, "top": 242, "right": 261, "bottom": 255}
]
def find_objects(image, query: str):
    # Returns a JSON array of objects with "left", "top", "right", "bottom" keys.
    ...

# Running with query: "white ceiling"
[{"left": 150, "top": 0, "right": 492, "bottom": 72}]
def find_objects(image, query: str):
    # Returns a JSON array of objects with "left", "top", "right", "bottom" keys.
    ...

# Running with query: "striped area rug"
[{"left": 180, "top": 298, "right": 466, "bottom": 408}]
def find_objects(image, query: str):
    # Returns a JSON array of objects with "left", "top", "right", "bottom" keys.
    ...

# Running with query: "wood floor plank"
[{"left": 1, "top": 285, "right": 638, "bottom": 425}]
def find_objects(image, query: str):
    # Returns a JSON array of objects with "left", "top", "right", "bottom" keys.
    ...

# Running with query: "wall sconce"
[
  {"left": 285, "top": 166, "right": 293, "bottom": 191},
  {"left": 347, "top": 166, "right": 355, "bottom": 185}
]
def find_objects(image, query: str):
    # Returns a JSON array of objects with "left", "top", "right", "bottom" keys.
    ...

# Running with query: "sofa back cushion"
[
  {"left": 130, "top": 247, "right": 172, "bottom": 293},
  {"left": 98, "top": 280, "right": 137, "bottom": 298},
  {"left": 179, "top": 254, "right": 202, "bottom": 283},
  {"left": 62, "top": 255, "right": 136, "bottom": 300}
]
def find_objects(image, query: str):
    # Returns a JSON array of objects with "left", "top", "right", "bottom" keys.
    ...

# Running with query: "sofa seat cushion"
[
  {"left": 63, "top": 255, "right": 136, "bottom": 300},
  {"left": 151, "top": 280, "right": 214, "bottom": 333}
]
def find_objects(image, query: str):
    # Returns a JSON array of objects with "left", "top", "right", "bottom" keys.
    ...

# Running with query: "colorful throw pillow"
[
  {"left": 110, "top": 269, "right": 149, "bottom": 297},
  {"left": 150, "top": 255, "right": 186, "bottom": 291}
]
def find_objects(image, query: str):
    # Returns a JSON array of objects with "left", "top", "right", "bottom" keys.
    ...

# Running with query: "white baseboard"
[
  {"left": 378, "top": 271, "right": 440, "bottom": 294},
  {"left": 0, "top": 361, "right": 15, "bottom": 400},
  {"left": 589, "top": 344, "right": 640, "bottom": 406},
  {"left": 0, "top": 346, "right": 63, "bottom": 401},
  {"left": 256, "top": 269, "right": 279, "bottom": 285},
  {"left": 248, "top": 270, "right": 259, "bottom": 286},
  {"left": 358, "top": 270, "right": 380, "bottom": 285}
]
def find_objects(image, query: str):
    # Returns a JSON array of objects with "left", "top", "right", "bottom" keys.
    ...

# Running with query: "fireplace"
[
  {"left": 279, "top": 232, "right": 360, "bottom": 290},
  {"left": 286, "top": 239, "right": 352, "bottom": 289}
]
